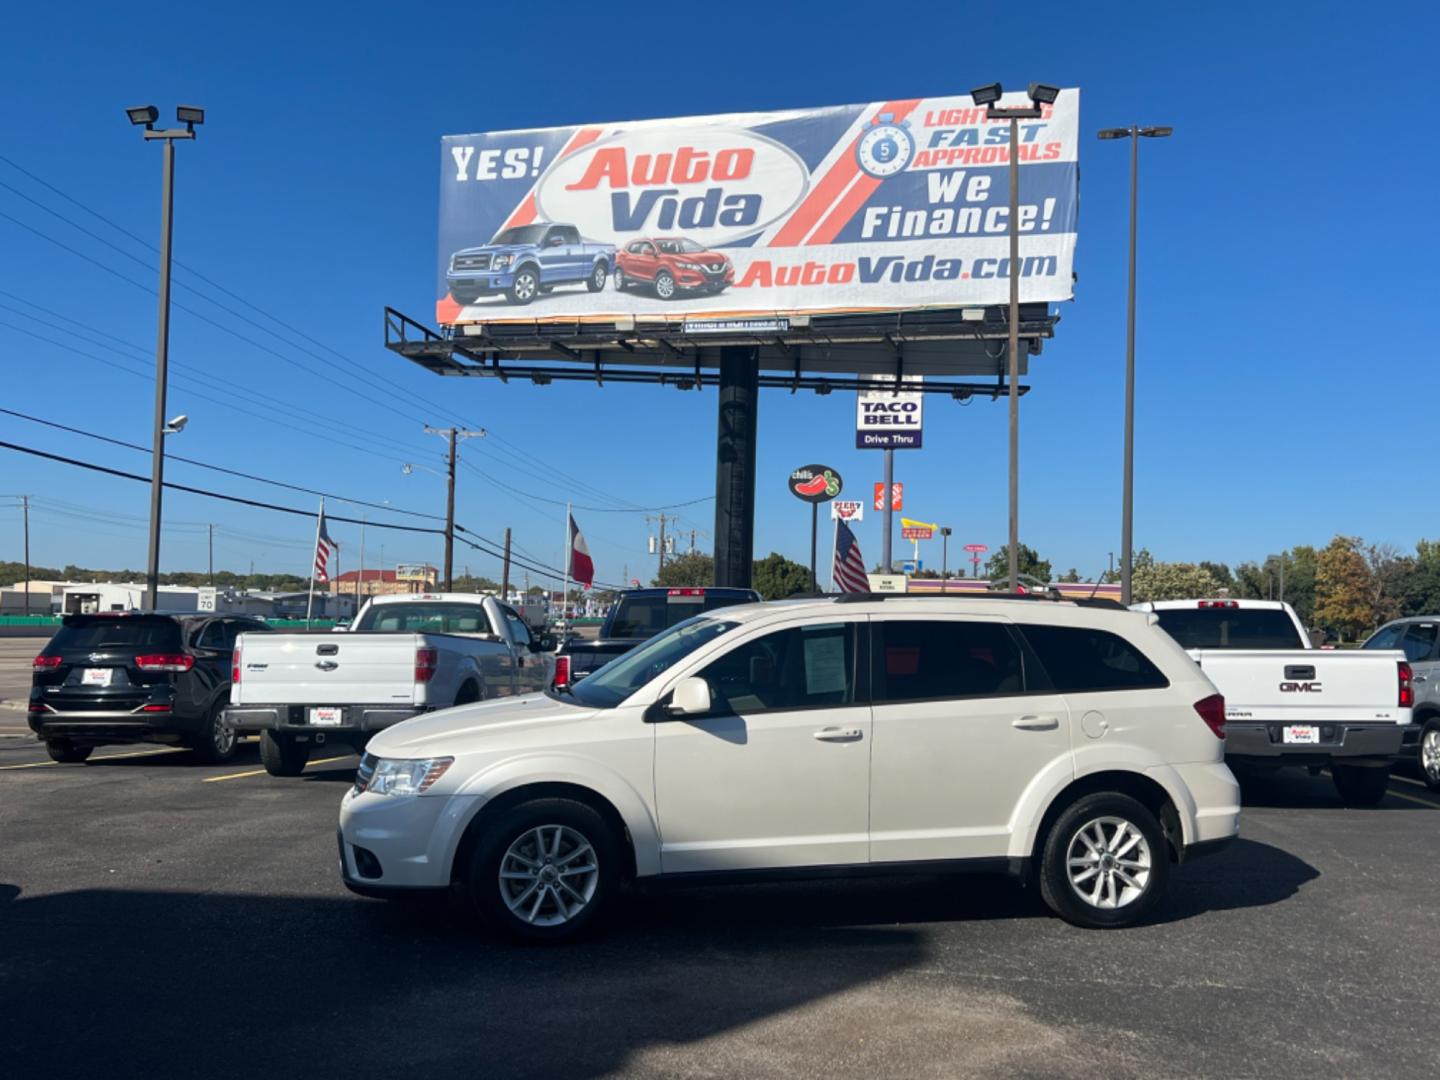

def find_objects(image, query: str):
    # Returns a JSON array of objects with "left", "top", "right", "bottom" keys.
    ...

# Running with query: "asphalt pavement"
[{"left": 1, "top": 645, "right": 1437, "bottom": 1079}]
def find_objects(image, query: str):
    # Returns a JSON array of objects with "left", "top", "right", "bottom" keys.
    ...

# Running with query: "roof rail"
[{"left": 830, "top": 592, "right": 1125, "bottom": 609}]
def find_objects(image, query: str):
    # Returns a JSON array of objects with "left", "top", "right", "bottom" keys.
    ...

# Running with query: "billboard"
[{"left": 437, "top": 90, "right": 1079, "bottom": 325}]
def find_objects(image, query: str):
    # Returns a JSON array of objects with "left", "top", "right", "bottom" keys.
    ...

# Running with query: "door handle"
[
  {"left": 1012, "top": 715, "right": 1060, "bottom": 731},
  {"left": 1414, "top": 675, "right": 1428, "bottom": 683},
  {"left": 813, "top": 727, "right": 863, "bottom": 742}
]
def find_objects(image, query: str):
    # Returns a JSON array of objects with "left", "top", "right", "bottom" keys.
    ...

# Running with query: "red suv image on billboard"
[{"left": 613, "top": 237, "right": 735, "bottom": 300}]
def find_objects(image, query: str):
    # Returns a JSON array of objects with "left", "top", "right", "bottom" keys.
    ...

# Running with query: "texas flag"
[{"left": 568, "top": 512, "right": 594, "bottom": 590}]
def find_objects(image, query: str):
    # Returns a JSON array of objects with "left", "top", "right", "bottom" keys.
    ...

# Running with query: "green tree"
[
  {"left": 984, "top": 544, "right": 1052, "bottom": 584},
  {"left": 1396, "top": 539, "right": 1440, "bottom": 615},
  {"left": 1058, "top": 567, "right": 1082, "bottom": 584},
  {"left": 751, "top": 552, "right": 812, "bottom": 599},
  {"left": 652, "top": 552, "right": 715, "bottom": 588},
  {"left": 1313, "top": 536, "right": 1374, "bottom": 641},
  {"left": 1129, "top": 549, "right": 1227, "bottom": 602},
  {"left": 1364, "top": 542, "right": 1411, "bottom": 626}
]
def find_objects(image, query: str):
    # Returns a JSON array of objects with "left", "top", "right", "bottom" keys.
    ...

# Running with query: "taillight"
[
  {"left": 232, "top": 644, "right": 241, "bottom": 685},
  {"left": 134, "top": 654, "right": 194, "bottom": 672},
  {"left": 1194, "top": 693, "right": 1226, "bottom": 739},
  {"left": 33, "top": 655, "right": 61, "bottom": 670},
  {"left": 667, "top": 588, "right": 705, "bottom": 597},
  {"left": 140, "top": 704, "right": 171, "bottom": 713},
  {"left": 553, "top": 654, "right": 571, "bottom": 689},
  {"left": 1399, "top": 661, "right": 1415, "bottom": 709},
  {"left": 415, "top": 647, "right": 438, "bottom": 684},
  {"left": 1198, "top": 600, "right": 1238, "bottom": 609}
]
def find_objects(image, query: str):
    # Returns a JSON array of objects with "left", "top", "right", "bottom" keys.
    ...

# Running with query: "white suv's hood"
[{"left": 367, "top": 693, "right": 599, "bottom": 756}]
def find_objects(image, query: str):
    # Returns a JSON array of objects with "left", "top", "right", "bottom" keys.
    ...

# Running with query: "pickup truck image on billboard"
[
  {"left": 614, "top": 236, "right": 734, "bottom": 299},
  {"left": 446, "top": 223, "right": 615, "bottom": 306},
  {"left": 437, "top": 89, "right": 1079, "bottom": 325}
]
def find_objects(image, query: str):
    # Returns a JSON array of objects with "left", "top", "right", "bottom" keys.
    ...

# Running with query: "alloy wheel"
[
  {"left": 1423, "top": 727, "right": 1440, "bottom": 783},
  {"left": 655, "top": 273, "right": 675, "bottom": 299},
  {"left": 515, "top": 273, "right": 536, "bottom": 301},
  {"left": 1065, "top": 815, "right": 1152, "bottom": 910},
  {"left": 499, "top": 824, "right": 599, "bottom": 927},
  {"left": 212, "top": 716, "right": 235, "bottom": 756}
]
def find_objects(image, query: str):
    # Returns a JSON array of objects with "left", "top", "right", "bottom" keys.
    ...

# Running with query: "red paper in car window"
[{"left": 886, "top": 647, "right": 920, "bottom": 676}]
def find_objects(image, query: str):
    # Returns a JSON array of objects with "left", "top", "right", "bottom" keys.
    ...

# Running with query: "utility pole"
[
  {"left": 658, "top": 514, "right": 668, "bottom": 574},
  {"left": 882, "top": 449, "right": 894, "bottom": 572},
  {"left": 424, "top": 425, "right": 485, "bottom": 590},
  {"left": 358, "top": 514, "right": 366, "bottom": 606},
  {"left": 501, "top": 527, "right": 513, "bottom": 599},
  {"left": 207, "top": 523, "right": 214, "bottom": 587},
  {"left": 940, "top": 526, "right": 952, "bottom": 581},
  {"left": 21, "top": 495, "right": 30, "bottom": 616}
]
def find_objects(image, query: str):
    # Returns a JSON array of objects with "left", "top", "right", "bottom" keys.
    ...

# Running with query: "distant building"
[{"left": 329, "top": 566, "right": 437, "bottom": 598}]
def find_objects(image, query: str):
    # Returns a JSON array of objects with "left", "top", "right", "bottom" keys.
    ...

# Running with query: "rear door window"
[
  {"left": 50, "top": 617, "right": 182, "bottom": 652},
  {"left": 1020, "top": 624, "right": 1169, "bottom": 693},
  {"left": 871, "top": 620, "right": 1027, "bottom": 702},
  {"left": 1400, "top": 623, "right": 1438, "bottom": 662}
]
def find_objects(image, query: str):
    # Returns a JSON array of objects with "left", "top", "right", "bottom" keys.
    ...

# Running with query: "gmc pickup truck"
[
  {"left": 447, "top": 223, "right": 615, "bottom": 306},
  {"left": 1136, "top": 599, "right": 1413, "bottom": 806},
  {"left": 224, "top": 593, "right": 555, "bottom": 776},
  {"left": 554, "top": 586, "right": 761, "bottom": 688}
]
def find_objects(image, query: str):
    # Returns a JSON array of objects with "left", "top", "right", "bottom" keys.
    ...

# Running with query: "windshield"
[
  {"left": 1154, "top": 608, "right": 1305, "bottom": 650},
  {"left": 607, "top": 593, "right": 756, "bottom": 639},
  {"left": 656, "top": 238, "right": 704, "bottom": 254},
  {"left": 353, "top": 602, "right": 492, "bottom": 635},
  {"left": 565, "top": 617, "right": 738, "bottom": 708},
  {"left": 490, "top": 225, "right": 547, "bottom": 246}
]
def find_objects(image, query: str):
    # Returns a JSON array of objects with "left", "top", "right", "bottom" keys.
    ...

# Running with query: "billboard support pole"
[
  {"left": 882, "top": 449, "right": 894, "bottom": 573},
  {"left": 1006, "top": 115, "right": 1021, "bottom": 594},
  {"left": 714, "top": 346, "right": 758, "bottom": 590}
]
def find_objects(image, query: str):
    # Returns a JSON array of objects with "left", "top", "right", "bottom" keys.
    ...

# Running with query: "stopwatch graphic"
[{"left": 855, "top": 113, "right": 915, "bottom": 179}]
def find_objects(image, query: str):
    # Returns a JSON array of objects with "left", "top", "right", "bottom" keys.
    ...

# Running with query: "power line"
[
  {"left": 457, "top": 458, "right": 713, "bottom": 513},
  {"left": 0, "top": 405, "right": 444, "bottom": 521}
]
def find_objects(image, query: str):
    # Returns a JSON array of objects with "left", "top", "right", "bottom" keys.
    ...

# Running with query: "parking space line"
[
  {"left": 1386, "top": 789, "right": 1439, "bottom": 808},
  {"left": 0, "top": 746, "right": 187, "bottom": 771},
  {"left": 202, "top": 755, "right": 352, "bottom": 783},
  {"left": 1390, "top": 773, "right": 1432, "bottom": 790}
]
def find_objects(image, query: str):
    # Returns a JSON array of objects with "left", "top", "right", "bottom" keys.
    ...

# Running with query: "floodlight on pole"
[
  {"left": 1027, "top": 83, "right": 1061, "bottom": 106},
  {"left": 969, "top": 84, "right": 1003, "bottom": 108},
  {"left": 130, "top": 103, "right": 203, "bottom": 611},
  {"left": 1097, "top": 122, "right": 1173, "bottom": 606},
  {"left": 163, "top": 414, "right": 187, "bottom": 434}
]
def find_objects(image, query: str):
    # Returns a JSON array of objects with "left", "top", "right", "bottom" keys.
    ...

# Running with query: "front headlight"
[
  {"left": 492, "top": 253, "right": 514, "bottom": 268},
  {"left": 358, "top": 756, "right": 454, "bottom": 797},
  {"left": 676, "top": 261, "right": 703, "bottom": 271}
]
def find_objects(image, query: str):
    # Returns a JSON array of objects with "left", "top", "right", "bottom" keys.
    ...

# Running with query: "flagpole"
[
  {"left": 831, "top": 514, "right": 840, "bottom": 594},
  {"left": 306, "top": 497, "right": 323, "bottom": 629}
]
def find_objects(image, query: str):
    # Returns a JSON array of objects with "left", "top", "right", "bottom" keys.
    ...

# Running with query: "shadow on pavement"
[
  {"left": 1235, "top": 766, "right": 1440, "bottom": 810},
  {"left": 0, "top": 882, "right": 926, "bottom": 1080},
  {"left": 1163, "top": 838, "right": 1319, "bottom": 921}
]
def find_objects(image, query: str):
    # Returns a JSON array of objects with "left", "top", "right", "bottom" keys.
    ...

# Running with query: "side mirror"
[
  {"left": 668, "top": 676, "right": 711, "bottom": 717},
  {"left": 535, "top": 633, "right": 556, "bottom": 652}
]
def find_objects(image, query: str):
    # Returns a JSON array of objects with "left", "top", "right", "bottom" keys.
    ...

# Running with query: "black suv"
[{"left": 29, "top": 612, "right": 271, "bottom": 764}]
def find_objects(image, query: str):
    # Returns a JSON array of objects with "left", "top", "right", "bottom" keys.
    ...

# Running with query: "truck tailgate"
[
  {"left": 1193, "top": 649, "right": 1406, "bottom": 724},
  {"left": 234, "top": 633, "right": 420, "bottom": 705}
]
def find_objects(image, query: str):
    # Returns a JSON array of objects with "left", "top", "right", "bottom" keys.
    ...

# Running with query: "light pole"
[
  {"left": 1098, "top": 123, "right": 1172, "bottom": 605},
  {"left": 970, "top": 83, "right": 1058, "bottom": 592},
  {"left": 940, "top": 526, "right": 952, "bottom": 582},
  {"left": 129, "top": 105, "right": 203, "bottom": 611}
]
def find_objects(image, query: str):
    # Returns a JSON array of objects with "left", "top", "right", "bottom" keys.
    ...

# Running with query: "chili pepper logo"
[{"left": 789, "top": 464, "right": 843, "bottom": 502}]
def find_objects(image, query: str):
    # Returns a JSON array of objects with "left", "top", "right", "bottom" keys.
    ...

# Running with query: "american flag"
[
  {"left": 314, "top": 506, "right": 337, "bottom": 584},
  {"left": 832, "top": 519, "right": 869, "bottom": 594}
]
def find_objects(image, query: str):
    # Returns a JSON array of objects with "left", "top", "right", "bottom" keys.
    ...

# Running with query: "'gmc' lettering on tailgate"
[{"left": 1278, "top": 682, "right": 1323, "bottom": 693}]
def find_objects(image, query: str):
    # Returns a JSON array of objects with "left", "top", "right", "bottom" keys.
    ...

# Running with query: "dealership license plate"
[
  {"left": 309, "top": 707, "right": 343, "bottom": 726},
  {"left": 1283, "top": 725, "right": 1320, "bottom": 745},
  {"left": 81, "top": 668, "right": 112, "bottom": 687}
]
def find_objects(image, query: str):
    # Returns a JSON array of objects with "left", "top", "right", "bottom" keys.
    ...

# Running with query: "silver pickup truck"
[
  {"left": 224, "top": 593, "right": 554, "bottom": 776},
  {"left": 1136, "top": 599, "right": 1413, "bottom": 806}
]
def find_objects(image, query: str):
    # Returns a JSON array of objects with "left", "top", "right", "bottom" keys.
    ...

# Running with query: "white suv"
[{"left": 338, "top": 595, "right": 1240, "bottom": 940}]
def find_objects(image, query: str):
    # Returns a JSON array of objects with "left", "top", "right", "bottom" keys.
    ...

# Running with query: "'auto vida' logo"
[{"left": 535, "top": 128, "right": 809, "bottom": 247}]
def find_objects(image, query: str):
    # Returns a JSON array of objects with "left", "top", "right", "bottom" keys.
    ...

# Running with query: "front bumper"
[
  {"left": 1225, "top": 721, "right": 1406, "bottom": 766},
  {"left": 448, "top": 271, "right": 515, "bottom": 296},
  {"left": 338, "top": 787, "right": 483, "bottom": 891},
  {"left": 223, "top": 703, "right": 422, "bottom": 736}
]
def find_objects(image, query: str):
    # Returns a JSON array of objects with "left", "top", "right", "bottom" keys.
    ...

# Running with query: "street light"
[
  {"left": 130, "top": 104, "right": 203, "bottom": 611},
  {"left": 969, "top": 81, "right": 1057, "bottom": 592},
  {"left": 1097, "top": 123, "right": 1173, "bottom": 605}
]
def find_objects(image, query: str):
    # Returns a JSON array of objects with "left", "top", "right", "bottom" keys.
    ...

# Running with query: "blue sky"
[{"left": 1, "top": 1, "right": 1434, "bottom": 587}]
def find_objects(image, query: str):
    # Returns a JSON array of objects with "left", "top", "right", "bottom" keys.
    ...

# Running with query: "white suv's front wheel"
[
  {"left": 468, "top": 798, "right": 619, "bottom": 942},
  {"left": 1039, "top": 792, "right": 1169, "bottom": 929}
]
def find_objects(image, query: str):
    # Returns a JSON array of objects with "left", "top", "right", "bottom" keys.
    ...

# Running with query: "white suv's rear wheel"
[
  {"left": 469, "top": 798, "right": 618, "bottom": 942},
  {"left": 1039, "top": 792, "right": 1169, "bottom": 929}
]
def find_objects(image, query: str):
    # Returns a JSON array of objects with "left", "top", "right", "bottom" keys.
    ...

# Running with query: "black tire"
[
  {"left": 259, "top": 730, "right": 310, "bottom": 777},
  {"left": 188, "top": 703, "right": 239, "bottom": 764},
  {"left": 506, "top": 266, "right": 540, "bottom": 305},
  {"left": 653, "top": 269, "right": 676, "bottom": 300},
  {"left": 467, "top": 797, "right": 620, "bottom": 943},
  {"left": 46, "top": 739, "right": 92, "bottom": 764},
  {"left": 1419, "top": 719, "right": 1440, "bottom": 793},
  {"left": 613, "top": 267, "right": 628, "bottom": 291},
  {"left": 454, "top": 681, "right": 482, "bottom": 708},
  {"left": 587, "top": 261, "right": 609, "bottom": 293},
  {"left": 1038, "top": 791, "right": 1169, "bottom": 929},
  {"left": 1332, "top": 763, "right": 1390, "bottom": 807}
]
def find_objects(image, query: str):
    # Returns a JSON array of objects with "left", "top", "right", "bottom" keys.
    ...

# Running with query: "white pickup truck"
[
  {"left": 224, "top": 593, "right": 555, "bottom": 776},
  {"left": 1134, "top": 599, "right": 1414, "bottom": 805}
]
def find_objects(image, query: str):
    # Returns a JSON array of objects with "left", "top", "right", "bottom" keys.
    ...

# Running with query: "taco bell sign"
[{"left": 856, "top": 374, "right": 923, "bottom": 449}]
